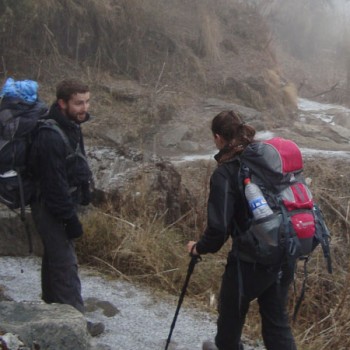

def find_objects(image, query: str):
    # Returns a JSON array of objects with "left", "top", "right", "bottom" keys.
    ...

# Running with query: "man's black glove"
[{"left": 64, "top": 215, "right": 83, "bottom": 239}]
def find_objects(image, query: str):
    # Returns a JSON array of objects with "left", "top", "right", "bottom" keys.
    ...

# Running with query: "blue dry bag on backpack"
[{"left": 0, "top": 77, "right": 48, "bottom": 210}]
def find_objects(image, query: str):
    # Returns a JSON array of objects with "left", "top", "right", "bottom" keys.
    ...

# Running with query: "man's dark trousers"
[{"left": 31, "top": 202, "right": 84, "bottom": 313}]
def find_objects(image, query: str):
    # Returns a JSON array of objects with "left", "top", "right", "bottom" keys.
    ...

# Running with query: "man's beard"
[{"left": 66, "top": 110, "right": 86, "bottom": 123}]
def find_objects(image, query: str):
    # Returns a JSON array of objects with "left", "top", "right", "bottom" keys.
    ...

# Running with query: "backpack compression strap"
[{"left": 15, "top": 169, "right": 33, "bottom": 254}]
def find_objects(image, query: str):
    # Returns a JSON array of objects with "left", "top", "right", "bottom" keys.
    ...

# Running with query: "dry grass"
[
  {"left": 77, "top": 208, "right": 190, "bottom": 291},
  {"left": 282, "top": 83, "right": 298, "bottom": 108},
  {"left": 76, "top": 158, "right": 215, "bottom": 293},
  {"left": 76, "top": 157, "right": 350, "bottom": 349},
  {"left": 294, "top": 158, "right": 350, "bottom": 349},
  {"left": 198, "top": 10, "right": 223, "bottom": 62}
]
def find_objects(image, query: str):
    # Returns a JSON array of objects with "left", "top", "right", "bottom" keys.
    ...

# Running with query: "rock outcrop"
[
  {"left": 0, "top": 301, "right": 92, "bottom": 350},
  {"left": 87, "top": 146, "right": 194, "bottom": 224}
]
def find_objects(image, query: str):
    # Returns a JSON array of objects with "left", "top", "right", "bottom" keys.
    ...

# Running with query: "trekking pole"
[{"left": 164, "top": 253, "right": 201, "bottom": 350}]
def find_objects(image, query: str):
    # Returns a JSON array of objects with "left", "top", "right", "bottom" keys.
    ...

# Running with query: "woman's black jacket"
[{"left": 195, "top": 157, "right": 250, "bottom": 255}]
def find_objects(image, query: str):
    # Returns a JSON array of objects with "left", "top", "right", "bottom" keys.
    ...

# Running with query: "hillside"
[{"left": 0, "top": 0, "right": 302, "bottom": 154}]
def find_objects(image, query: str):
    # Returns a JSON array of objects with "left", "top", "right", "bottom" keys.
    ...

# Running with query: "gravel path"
[{"left": 0, "top": 256, "right": 265, "bottom": 350}]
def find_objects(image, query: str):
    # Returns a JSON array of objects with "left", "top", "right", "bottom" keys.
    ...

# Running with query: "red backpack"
[{"left": 237, "top": 137, "right": 332, "bottom": 272}]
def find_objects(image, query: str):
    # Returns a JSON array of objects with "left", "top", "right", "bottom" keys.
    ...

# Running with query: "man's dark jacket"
[{"left": 29, "top": 102, "right": 91, "bottom": 222}]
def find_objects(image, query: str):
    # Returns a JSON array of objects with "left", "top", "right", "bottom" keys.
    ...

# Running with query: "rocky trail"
[{"left": 0, "top": 256, "right": 264, "bottom": 350}]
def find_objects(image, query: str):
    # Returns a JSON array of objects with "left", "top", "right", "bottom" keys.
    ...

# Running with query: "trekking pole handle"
[
  {"left": 189, "top": 243, "right": 197, "bottom": 257},
  {"left": 189, "top": 243, "right": 202, "bottom": 265}
]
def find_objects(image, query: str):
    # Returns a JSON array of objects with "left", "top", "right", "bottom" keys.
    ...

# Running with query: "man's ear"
[{"left": 57, "top": 98, "right": 67, "bottom": 110}]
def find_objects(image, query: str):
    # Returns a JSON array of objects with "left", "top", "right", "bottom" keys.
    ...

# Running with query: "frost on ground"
[{"left": 0, "top": 256, "right": 266, "bottom": 350}]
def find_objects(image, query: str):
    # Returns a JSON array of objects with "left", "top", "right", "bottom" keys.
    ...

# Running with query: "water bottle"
[
  {"left": 244, "top": 178, "right": 273, "bottom": 220},
  {"left": 244, "top": 178, "right": 280, "bottom": 248}
]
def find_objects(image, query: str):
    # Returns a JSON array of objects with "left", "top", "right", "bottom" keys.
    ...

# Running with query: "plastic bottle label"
[{"left": 249, "top": 196, "right": 268, "bottom": 211}]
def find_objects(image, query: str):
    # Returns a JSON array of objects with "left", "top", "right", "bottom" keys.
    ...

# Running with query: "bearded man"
[{"left": 29, "top": 79, "right": 104, "bottom": 337}]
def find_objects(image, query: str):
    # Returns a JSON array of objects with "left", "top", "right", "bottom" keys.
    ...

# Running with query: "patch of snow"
[
  {"left": 297, "top": 97, "right": 350, "bottom": 124},
  {"left": 255, "top": 131, "right": 275, "bottom": 140},
  {"left": 297, "top": 98, "right": 349, "bottom": 113},
  {"left": 300, "top": 148, "right": 350, "bottom": 159}
]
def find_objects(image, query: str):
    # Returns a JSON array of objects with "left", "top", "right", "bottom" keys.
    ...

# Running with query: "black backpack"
[
  {"left": 0, "top": 96, "right": 49, "bottom": 209},
  {"left": 0, "top": 78, "right": 48, "bottom": 210},
  {"left": 0, "top": 87, "right": 49, "bottom": 253}
]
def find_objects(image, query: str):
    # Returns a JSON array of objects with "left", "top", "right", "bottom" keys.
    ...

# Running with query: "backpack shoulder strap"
[
  {"left": 313, "top": 204, "right": 332, "bottom": 273},
  {"left": 227, "top": 157, "right": 252, "bottom": 238},
  {"left": 38, "top": 119, "right": 72, "bottom": 154},
  {"left": 37, "top": 119, "right": 87, "bottom": 162}
]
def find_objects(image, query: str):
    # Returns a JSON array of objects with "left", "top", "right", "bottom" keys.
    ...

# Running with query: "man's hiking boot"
[
  {"left": 202, "top": 341, "right": 218, "bottom": 350},
  {"left": 87, "top": 321, "right": 105, "bottom": 337}
]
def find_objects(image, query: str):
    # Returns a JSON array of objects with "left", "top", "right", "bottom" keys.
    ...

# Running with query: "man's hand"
[
  {"left": 64, "top": 215, "right": 83, "bottom": 239},
  {"left": 80, "top": 182, "right": 91, "bottom": 206}
]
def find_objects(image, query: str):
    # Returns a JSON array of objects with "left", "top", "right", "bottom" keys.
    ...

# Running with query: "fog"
[
  {"left": 248, "top": 0, "right": 350, "bottom": 92},
  {"left": 260, "top": 1, "right": 348, "bottom": 57}
]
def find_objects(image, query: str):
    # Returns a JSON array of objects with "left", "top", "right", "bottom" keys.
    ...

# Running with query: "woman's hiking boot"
[
  {"left": 202, "top": 340, "right": 245, "bottom": 349},
  {"left": 202, "top": 341, "right": 218, "bottom": 350}
]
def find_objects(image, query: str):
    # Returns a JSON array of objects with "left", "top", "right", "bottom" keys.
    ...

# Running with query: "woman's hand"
[{"left": 187, "top": 241, "right": 199, "bottom": 256}]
